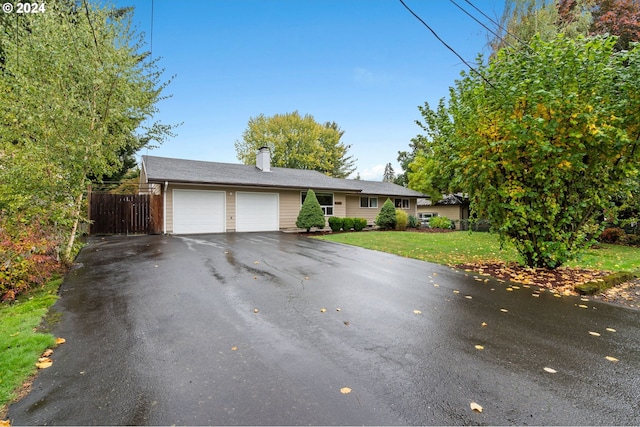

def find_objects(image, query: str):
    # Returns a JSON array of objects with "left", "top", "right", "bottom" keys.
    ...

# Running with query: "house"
[
  {"left": 416, "top": 194, "right": 470, "bottom": 227},
  {"left": 140, "top": 147, "right": 425, "bottom": 234}
]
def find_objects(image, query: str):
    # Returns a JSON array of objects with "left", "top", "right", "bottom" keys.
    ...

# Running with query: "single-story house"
[
  {"left": 140, "top": 148, "right": 425, "bottom": 234},
  {"left": 416, "top": 194, "right": 470, "bottom": 226}
]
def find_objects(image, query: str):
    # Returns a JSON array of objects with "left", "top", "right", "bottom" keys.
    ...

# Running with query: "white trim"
[{"left": 163, "top": 181, "right": 168, "bottom": 234}]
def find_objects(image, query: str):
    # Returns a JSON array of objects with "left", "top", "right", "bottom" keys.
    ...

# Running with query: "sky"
[{"left": 118, "top": 0, "right": 505, "bottom": 180}]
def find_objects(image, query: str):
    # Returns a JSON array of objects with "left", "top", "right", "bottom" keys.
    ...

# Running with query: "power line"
[
  {"left": 462, "top": 0, "right": 533, "bottom": 52},
  {"left": 448, "top": 0, "right": 517, "bottom": 50},
  {"left": 398, "top": 0, "right": 495, "bottom": 88}
]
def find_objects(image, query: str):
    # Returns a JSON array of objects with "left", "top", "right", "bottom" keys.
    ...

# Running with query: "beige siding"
[
  {"left": 346, "top": 195, "right": 418, "bottom": 225},
  {"left": 279, "top": 190, "right": 302, "bottom": 228}
]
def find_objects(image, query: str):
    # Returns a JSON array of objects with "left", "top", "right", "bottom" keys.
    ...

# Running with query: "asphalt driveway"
[{"left": 8, "top": 232, "right": 640, "bottom": 425}]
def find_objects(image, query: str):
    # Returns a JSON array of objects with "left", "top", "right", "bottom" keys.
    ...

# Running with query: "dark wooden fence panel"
[{"left": 89, "top": 193, "right": 163, "bottom": 235}]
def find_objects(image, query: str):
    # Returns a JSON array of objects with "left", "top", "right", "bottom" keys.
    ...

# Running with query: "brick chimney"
[{"left": 256, "top": 146, "right": 271, "bottom": 172}]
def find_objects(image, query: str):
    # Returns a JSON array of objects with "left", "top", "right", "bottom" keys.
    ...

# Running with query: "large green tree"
[
  {"left": 0, "top": 0, "right": 175, "bottom": 261},
  {"left": 235, "top": 111, "right": 356, "bottom": 178},
  {"left": 409, "top": 35, "right": 640, "bottom": 268}
]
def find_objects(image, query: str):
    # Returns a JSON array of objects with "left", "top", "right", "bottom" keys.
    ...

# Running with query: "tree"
[
  {"left": 409, "top": 35, "right": 640, "bottom": 268},
  {"left": 0, "top": 0, "right": 175, "bottom": 261},
  {"left": 382, "top": 163, "right": 395, "bottom": 182},
  {"left": 590, "top": 0, "right": 640, "bottom": 50},
  {"left": 375, "top": 199, "right": 397, "bottom": 230},
  {"left": 235, "top": 111, "right": 356, "bottom": 178},
  {"left": 296, "top": 189, "right": 326, "bottom": 232}
]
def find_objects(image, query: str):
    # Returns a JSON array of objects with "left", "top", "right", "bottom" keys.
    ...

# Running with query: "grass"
[
  {"left": 0, "top": 278, "right": 62, "bottom": 419},
  {"left": 314, "top": 231, "right": 640, "bottom": 272}
]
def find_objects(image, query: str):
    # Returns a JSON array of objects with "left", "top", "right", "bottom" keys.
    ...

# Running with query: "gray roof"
[
  {"left": 142, "top": 155, "right": 424, "bottom": 198},
  {"left": 417, "top": 194, "right": 467, "bottom": 206}
]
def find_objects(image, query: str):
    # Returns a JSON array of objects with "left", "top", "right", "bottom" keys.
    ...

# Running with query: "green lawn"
[
  {"left": 314, "top": 231, "right": 640, "bottom": 272},
  {"left": 0, "top": 279, "right": 61, "bottom": 418}
]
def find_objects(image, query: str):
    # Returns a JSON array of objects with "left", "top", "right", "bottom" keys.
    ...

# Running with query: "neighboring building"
[
  {"left": 416, "top": 194, "right": 469, "bottom": 227},
  {"left": 140, "top": 148, "right": 425, "bottom": 234}
]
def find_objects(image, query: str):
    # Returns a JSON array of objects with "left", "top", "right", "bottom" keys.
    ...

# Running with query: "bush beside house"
[
  {"left": 296, "top": 189, "right": 326, "bottom": 232},
  {"left": 375, "top": 199, "right": 397, "bottom": 230}
]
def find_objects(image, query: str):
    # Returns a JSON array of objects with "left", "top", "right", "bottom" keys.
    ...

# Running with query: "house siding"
[
  {"left": 417, "top": 204, "right": 464, "bottom": 222},
  {"left": 345, "top": 195, "right": 417, "bottom": 225}
]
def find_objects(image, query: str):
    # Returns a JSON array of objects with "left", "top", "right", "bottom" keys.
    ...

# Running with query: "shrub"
[
  {"left": 395, "top": 209, "right": 408, "bottom": 231},
  {"left": 407, "top": 215, "right": 419, "bottom": 228},
  {"left": 375, "top": 198, "right": 397, "bottom": 230},
  {"left": 599, "top": 227, "right": 626, "bottom": 243},
  {"left": 621, "top": 234, "right": 640, "bottom": 247},
  {"left": 353, "top": 218, "right": 367, "bottom": 231},
  {"left": 296, "top": 189, "right": 326, "bottom": 232},
  {"left": 342, "top": 217, "right": 355, "bottom": 231},
  {"left": 0, "top": 219, "right": 63, "bottom": 301},
  {"left": 429, "top": 216, "right": 452, "bottom": 229},
  {"left": 328, "top": 216, "right": 343, "bottom": 232}
]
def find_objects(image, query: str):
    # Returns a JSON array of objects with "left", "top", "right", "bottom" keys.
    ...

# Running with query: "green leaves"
[{"left": 410, "top": 35, "right": 640, "bottom": 268}]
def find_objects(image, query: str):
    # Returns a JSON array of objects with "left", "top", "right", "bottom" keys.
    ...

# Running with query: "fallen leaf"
[
  {"left": 470, "top": 401, "right": 483, "bottom": 412},
  {"left": 543, "top": 367, "right": 557, "bottom": 373},
  {"left": 554, "top": 294, "right": 562, "bottom": 298},
  {"left": 304, "top": 276, "right": 309, "bottom": 280},
  {"left": 336, "top": 308, "right": 341, "bottom": 312},
  {"left": 578, "top": 304, "right": 588, "bottom": 309},
  {"left": 413, "top": 309, "right": 422, "bottom": 314},
  {"left": 42, "top": 348, "right": 54, "bottom": 357},
  {"left": 588, "top": 331, "right": 601, "bottom": 337},
  {"left": 453, "top": 290, "right": 460, "bottom": 294},
  {"left": 55, "top": 337, "right": 66, "bottom": 345},
  {"left": 0, "top": 419, "right": 10, "bottom": 427},
  {"left": 481, "top": 322, "right": 487, "bottom": 327},
  {"left": 253, "top": 276, "right": 257, "bottom": 280},
  {"left": 506, "top": 287, "right": 513, "bottom": 292},
  {"left": 500, "top": 308, "right": 508, "bottom": 313},
  {"left": 343, "top": 321, "right": 350, "bottom": 326},
  {"left": 231, "top": 346, "right": 238, "bottom": 351},
  {"left": 512, "top": 285, "right": 521, "bottom": 289},
  {"left": 532, "top": 293, "right": 540, "bottom": 297},
  {"left": 475, "top": 345, "right": 484, "bottom": 350},
  {"left": 36, "top": 358, "right": 53, "bottom": 369},
  {"left": 340, "top": 387, "right": 352, "bottom": 394},
  {"left": 320, "top": 308, "right": 327, "bottom": 313},
  {"left": 465, "top": 295, "right": 473, "bottom": 299},
  {"left": 581, "top": 297, "right": 589, "bottom": 302},
  {"left": 253, "top": 308, "right": 259, "bottom": 313},
  {"left": 433, "top": 283, "right": 440, "bottom": 287},
  {"left": 605, "top": 356, "right": 619, "bottom": 362},
  {"left": 254, "top": 261, "right": 260, "bottom": 264},
  {"left": 606, "top": 328, "right": 616, "bottom": 333}
]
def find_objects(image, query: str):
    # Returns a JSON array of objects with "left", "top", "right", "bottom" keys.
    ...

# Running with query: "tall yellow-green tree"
[
  {"left": 235, "top": 111, "right": 356, "bottom": 178},
  {"left": 409, "top": 35, "right": 640, "bottom": 268},
  {"left": 0, "top": 1, "right": 175, "bottom": 261}
]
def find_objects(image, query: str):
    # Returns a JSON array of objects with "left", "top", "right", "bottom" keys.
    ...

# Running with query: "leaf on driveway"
[
  {"left": 55, "top": 337, "right": 66, "bottom": 345},
  {"left": 481, "top": 322, "right": 487, "bottom": 327},
  {"left": 578, "top": 304, "right": 589, "bottom": 309},
  {"left": 506, "top": 287, "right": 513, "bottom": 291},
  {"left": 470, "top": 401, "right": 483, "bottom": 412},
  {"left": 36, "top": 357, "right": 53, "bottom": 369},
  {"left": 433, "top": 283, "right": 440, "bottom": 287},
  {"left": 465, "top": 295, "right": 473, "bottom": 299},
  {"left": 453, "top": 290, "right": 460, "bottom": 294},
  {"left": 253, "top": 308, "right": 259, "bottom": 313},
  {"left": 413, "top": 309, "right": 422, "bottom": 314},
  {"left": 543, "top": 367, "right": 557, "bottom": 373},
  {"left": 532, "top": 293, "right": 540, "bottom": 297},
  {"left": 606, "top": 327, "right": 616, "bottom": 333},
  {"left": 500, "top": 308, "right": 508, "bottom": 313},
  {"left": 605, "top": 356, "right": 619, "bottom": 362},
  {"left": 340, "top": 387, "right": 352, "bottom": 394},
  {"left": 254, "top": 261, "right": 260, "bottom": 264},
  {"left": 231, "top": 346, "right": 238, "bottom": 351},
  {"left": 475, "top": 345, "right": 484, "bottom": 350},
  {"left": 588, "top": 331, "right": 601, "bottom": 337},
  {"left": 42, "top": 348, "right": 54, "bottom": 357},
  {"left": 320, "top": 308, "right": 327, "bottom": 313}
]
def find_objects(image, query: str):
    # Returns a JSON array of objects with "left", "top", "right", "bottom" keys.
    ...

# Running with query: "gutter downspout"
[{"left": 163, "top": 181, "right": 168, "bottom": 234}]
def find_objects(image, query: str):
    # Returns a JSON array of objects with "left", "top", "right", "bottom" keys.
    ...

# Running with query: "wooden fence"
[{"left": 89, "top": 193, "right": 163, "bottom": 235}]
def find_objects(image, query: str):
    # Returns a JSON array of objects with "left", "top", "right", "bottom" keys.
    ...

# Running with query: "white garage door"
[
  {"left": 173, "top": 189, "right": 225, "bottom": 234},
  {"left": 236, "top": 192, "right": 279, "bottom": 232}
]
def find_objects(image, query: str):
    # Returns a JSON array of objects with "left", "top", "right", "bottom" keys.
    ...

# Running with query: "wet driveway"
[{"left": 8, "top": 233, "right": 640, "bottom": 425}]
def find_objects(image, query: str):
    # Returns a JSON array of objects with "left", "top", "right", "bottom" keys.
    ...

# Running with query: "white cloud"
[{"left": 359, "top": 164, "right": 386, "bottom": 181}]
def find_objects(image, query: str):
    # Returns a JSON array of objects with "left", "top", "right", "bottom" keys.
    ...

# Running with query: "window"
[
  {"left": 301, "top": 192, "right": 333, "bottom": 216},
  {"left": 395, "top": 198, "right": 410, "bottom": 209},
  {"left": 360, "top": 197, "right": 378, "bottom": 208}
]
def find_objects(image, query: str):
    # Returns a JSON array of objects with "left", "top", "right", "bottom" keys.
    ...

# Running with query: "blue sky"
[{"left": 121, "top": 0, "right": 505, "bottom": 180}]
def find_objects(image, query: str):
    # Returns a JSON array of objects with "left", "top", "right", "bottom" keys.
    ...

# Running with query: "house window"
[
  {"left": 360, "top": 197, "right": 378, "bottom": 208},
  {"left": 301, "top": 192, "right": 334, "bottom": 216},
  {"left": 395, "top": 198, "right": 410, "bottom": 209}
]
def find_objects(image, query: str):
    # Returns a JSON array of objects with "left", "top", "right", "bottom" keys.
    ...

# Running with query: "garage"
[
  {"left": 173, "top": 189, "right": 225, "bottom": 234},
  {"left": 236, "top": 192, "right": 279, "bottom": 232}
]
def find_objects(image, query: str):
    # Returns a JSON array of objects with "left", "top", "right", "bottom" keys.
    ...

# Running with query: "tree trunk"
[{"left": 64, "top": 192, "right": 84, "bottom": 263}]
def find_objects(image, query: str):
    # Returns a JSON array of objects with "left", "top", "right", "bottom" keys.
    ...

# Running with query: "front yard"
[{"left": 314, "top": 231, "right": 640, "bottom": 299}]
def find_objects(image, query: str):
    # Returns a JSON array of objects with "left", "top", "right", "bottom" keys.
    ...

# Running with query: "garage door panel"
[
  {"left": 173, "top": 190, "right": 225, "bottom": 234},
  {"left": 236, "top": 192, "right": 278, "bottom": 232}
]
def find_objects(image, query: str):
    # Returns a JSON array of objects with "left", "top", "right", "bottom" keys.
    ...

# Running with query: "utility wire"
[
  {"left": 398, "top": 0, "right": 495, "bottom": 88},
  {"left": 448, "top": 0, "right": 517, "bottom": 50},
  {"left": 462, "top": 0, "right": 533, "bottom": 52}
]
